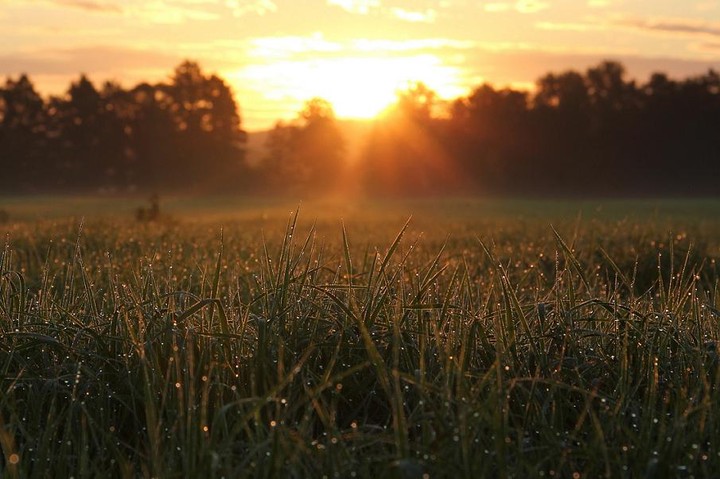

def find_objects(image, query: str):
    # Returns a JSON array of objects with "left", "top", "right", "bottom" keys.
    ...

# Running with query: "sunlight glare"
[{"left": 230, "top": 54, "right": 466, "bottom": 122}]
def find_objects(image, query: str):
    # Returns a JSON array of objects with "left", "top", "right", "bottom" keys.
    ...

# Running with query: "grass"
[{"left": 1, "top": 198, "right": 720, "bottom": 478}]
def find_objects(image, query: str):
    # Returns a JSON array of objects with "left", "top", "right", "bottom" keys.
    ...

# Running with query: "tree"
[
  {"left": 54, "top": 74, "right": 103, "bottom": 186},
  {"left": 393, "top": 82, "right": 436, "bottom": 122},
  {"left": 585, "top": 60, "right": 635, "bottom": 111},
  {"left": 96, "top": 81, "right": 137, "bottom": 189},
  {"left": 160, "top": 60, "right": 247, "bottom": 189},
  {"left": 0, "top": 61, "right": 250, "bottom": 193},
  {"left": 262, "top": 98, "right": 345, "bottom": 195},
  {"left": 535, "top": 71, "right": 590, "bottom": 112},
  {"left": 294, "top": 98, "right": 345, "bottom": 188},
  {"left": 443, "top": 84, "right": 532, "bottom": 193},
  {"left": 530, "top": 70, "right": 595, "bottom": 192},
  {"left": 0, "top": 75, "right": 48, "bottom": 190},
  {"left": 1, "top": 59, "right": 718, "bottom": 197}
]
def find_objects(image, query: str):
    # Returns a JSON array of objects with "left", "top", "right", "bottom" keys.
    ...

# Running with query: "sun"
[
  {"left": 308, "top": 55, "right": 465, "bottom": 119},
  {"left": 316, "top": 57, "right": 408, "bottom": 119},
  {"left": 230, "top": 54, "right": 466, "bottom": 126}
]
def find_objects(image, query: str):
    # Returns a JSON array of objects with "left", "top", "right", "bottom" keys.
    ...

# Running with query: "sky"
[{"left": 2, "top": 0, "right": 720, "bottom": 130}]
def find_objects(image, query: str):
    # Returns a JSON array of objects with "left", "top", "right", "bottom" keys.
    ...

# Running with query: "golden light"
[{"left": 229, "top": 54, "right": 466, "bottom": 124}]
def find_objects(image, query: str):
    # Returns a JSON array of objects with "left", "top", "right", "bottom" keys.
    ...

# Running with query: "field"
[{"left": 1, "top": 197, "right": 720, "bottom": 478}]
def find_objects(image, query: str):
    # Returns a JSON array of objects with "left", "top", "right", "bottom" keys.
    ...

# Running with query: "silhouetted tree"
[
  {"left": 126, "top": 82, "right": 177, "bottom": 189},
  {"left": 96, "top": 81, "right": 137, "bottom": 189},
  {"left": 262, "top": 98, "right": 345, "bottom": 195},
  {"left": 449, "top": 84, "right": 531, "bottom": 193},
  {"left": 586, "top": 61, "right": 636, "bottom": 112},
  {"left": 53, "top": 75, "right": 104, "bottom": 186},
  {"left": 160, "top": 61, "right": 247, "bottom": 190},
  {"left": 634, "top": 69, "right": 720, "bottom": 194},
  {"left": 0, "top": 75, "right": 48, "bottom": 190},
  {"left": 1, "top": 59, "right": 719, "bottom": 197},
  {"left": 536, "top": 71, "right": 590, "bottom": 111},
  {"left": 0, "top": 62, "right": 249, "bottom": 194},
  {"left": 529, "top": 71, "right": 595, "bottom": 193}
]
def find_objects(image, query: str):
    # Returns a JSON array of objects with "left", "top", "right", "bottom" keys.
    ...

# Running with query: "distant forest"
[{"left": 1, "top": 60, "right": 719, "bottom": 196}]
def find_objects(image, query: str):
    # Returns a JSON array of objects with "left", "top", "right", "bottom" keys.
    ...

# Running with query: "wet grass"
[{"left": 1, "top": 198, "right": 720, "bottom": 478}]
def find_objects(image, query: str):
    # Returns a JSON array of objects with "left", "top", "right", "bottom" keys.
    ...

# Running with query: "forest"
[{"left": 1, "top": 60, "right": 719, "bottom": 196}]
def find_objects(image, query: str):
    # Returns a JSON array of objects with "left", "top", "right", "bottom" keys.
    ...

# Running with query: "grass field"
[{"left": 1, "top": 197, "right": 720, "bottom": 478}]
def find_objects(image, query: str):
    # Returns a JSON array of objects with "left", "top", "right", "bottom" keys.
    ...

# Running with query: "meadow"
[{"left": 1, "top": 197, "right": 720, "bottom": 478}]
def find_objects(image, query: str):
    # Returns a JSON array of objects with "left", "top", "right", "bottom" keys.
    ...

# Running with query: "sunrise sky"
[{"left": 2, "top": 0, "right": 720, "bottom": 130}]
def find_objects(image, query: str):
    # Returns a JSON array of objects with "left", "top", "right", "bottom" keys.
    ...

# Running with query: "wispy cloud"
[
  {"left": 390, "top": 7, "right": 437, "bottom": 23},
  {"left": 351, "top": 38, "right": 476, "bottom": 52},
  {"left": 689, "top": 41, "right": 720, "bottom": 53},
  {"left": 40, "top": 0, "right": 277, "bottom": 23},
  {"left": 617, "top": 16, "right": 720, "bottom": 38},
  {"left": 126, "top": 1, "right": 221, "bottom": 24},
  {"left": 327, "top": 0, "right": 381, "bottom": 15},
  {"left": 43, "top": 0, "right": 123, "bottom": 13},
  {"left": 225, "top": 0, "right": 277, "bottom": 17},
  {"left": 249, "top": 35, "right": 343, "bottom": 59},
  {"left": 246, "top": 35, "right": 476, "bottom": 61},
  {"left": 536, "top": 21, "right": 603, "bottom": 32},
  {"left": 0, "top": 45, "right": 180, "bottom": 76},
  {"left": 35, "top": 0, "right": 224, "bottom": 23},
  {"left": 326, "top": 0, "right": 444, "bottom": 22},
  {"left": 484, "top": 1, "right": 549, "bottom": 14},
  {"left": 18, "top": 0, "right": 123, "bottom": 13},
  {"left": 514, "top": 1, "right": 549, "bottom": 14}
]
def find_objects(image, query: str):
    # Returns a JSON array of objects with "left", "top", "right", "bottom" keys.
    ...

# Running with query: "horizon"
[{"left": 2, "top": 0, "right": 720, "bottom": 130}]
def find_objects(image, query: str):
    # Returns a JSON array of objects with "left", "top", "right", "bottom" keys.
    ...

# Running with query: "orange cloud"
[
  {"left": 536, "top": 21, "right": 603, "bottom": 32},
  {"left": 616, "top": 16, "right": 720, "bottom": 38},
  {"left": 51, "top": 0, "right": 122, "bottom": 13}
]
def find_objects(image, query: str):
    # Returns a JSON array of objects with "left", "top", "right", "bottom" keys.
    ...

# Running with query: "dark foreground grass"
[{"left": 1, "top": 201, "right": 720, "bottom": 478}]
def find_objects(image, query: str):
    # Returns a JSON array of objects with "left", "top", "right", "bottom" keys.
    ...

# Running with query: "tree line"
[
  {"left": 0, "top": 61, "right": 246, "bottom": 193},
  {"left": 1, "top": 60, "right": 719, "bottom": 196},
  {"left": 356, "top": 61, "right": 720, "bottom": 197}
]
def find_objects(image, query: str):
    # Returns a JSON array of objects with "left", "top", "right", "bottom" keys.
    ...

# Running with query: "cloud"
[
  {"left": 43, "top": 0, "right": 262, "bottom": 24},
  {"left": 536, "top": 21, "right": 602, "bottom": 32},
  {"left": 484, "top": 1, "right": 549, "bottom": 14},
  {"left": 351, "top": 38, "right": 476, "bottom": 52},
  {"left": 51, "top": 0, "right": 123, "bottom": 13},
  {"left": 225, "top": 0, "right": 277, "bottom": 17},
  {"left": 514, "top": 1, "right": 549, "bottom": 13},
  {"left": 390, "top": 7, "right": 437, "bottom": 22},
  {"left": 40, "top": 0, "right": 277, "bottom": 21},
  {"left": 690, "top": 41, "right": 720, "bottom": 52},
  {"left": 326, "top": 0, "right": 446, "bottom": 22},
  {"left": 0, "top": 45, "right": 181, "bottom": 79},
  {"left": 460, "top": 47, "right": 720, "bottom": 88},
  {"left": 11, "top": 0, "right": 233, "bottom": 22},
  {"left": 245, "top": 35, "right": 476, "bottom": 62},
  {"left": 24, "top": 0, "right": 124, "bottom": 14},
  {"left": 617, "top": 16, "right": 720, "bottom": 38},
  {"left": 124, "top": 1, "right": 221, "bottom": 24},
  {"left": 326, "top": 0, "right": 381, "bottom": 15},
  {"left": 249, "top": 35, "right": 343, "bottom": 59}
]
